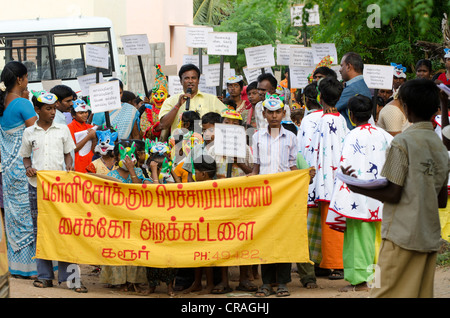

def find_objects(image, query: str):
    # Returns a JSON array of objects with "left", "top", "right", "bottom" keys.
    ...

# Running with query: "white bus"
[{"left": 0, "top": 16, "right": 120, "bottom": 93}]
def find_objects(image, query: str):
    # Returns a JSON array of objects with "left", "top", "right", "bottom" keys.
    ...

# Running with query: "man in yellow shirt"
[{"left": 159, "top": 64, "right": 226, "bottom": 134}]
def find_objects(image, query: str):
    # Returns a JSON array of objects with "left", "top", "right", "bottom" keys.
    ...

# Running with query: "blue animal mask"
[{"left": 95, "top": 130, "right": 118, "bottom": 156}]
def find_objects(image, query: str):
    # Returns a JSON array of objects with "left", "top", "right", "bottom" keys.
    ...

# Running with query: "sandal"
[
  {"left": 276, "top": 284, "right": 290, "bottom": 297},
  {"left": 211, "top": 283, "right": 233, "bottom": 294},
  {"left": 255, "top": 284, "right": 274, "bottom": 297},
  {"left": 33, "top": 279, "right": 53, "bottom": 288},
  {"left": 71, "top": 283, "right": 88, "bottom": 293},
  {"left": 329, "top": 269, "right": 344, "bottom": 280},
  {"left": 236, "top": 280, "right": 258, "bottom": 292}
]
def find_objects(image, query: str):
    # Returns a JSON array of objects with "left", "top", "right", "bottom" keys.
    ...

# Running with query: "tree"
[{"left": 193, "top": 0, "right": 234, "bottom": 26}]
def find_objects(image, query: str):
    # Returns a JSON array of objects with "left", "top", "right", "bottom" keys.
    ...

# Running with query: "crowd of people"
[{"left": 0, "top": 48, "right": 449, "bottom": 298}]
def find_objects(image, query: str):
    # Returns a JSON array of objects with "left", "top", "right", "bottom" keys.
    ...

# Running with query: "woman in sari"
[
  {"left": 91, "top": 79, "right": 140, "bottom": 140},
  {"left": 0, "top": 61, "right": 37, "bottom": 278}
]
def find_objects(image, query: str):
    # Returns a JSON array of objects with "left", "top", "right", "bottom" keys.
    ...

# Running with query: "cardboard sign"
[
  {"left": 290, "top": 66, "right": 315, "bottom": 89},
  {"left": 203, "top": 63, "right": 231, "bottom": 88},
  {"left": 311, "top": 43, "right": 338, "bottom": 65},
  {"left": 244, "top": 44, "right": 275, "bottom": 70},
  {"left": 41, "top": 79, "right": 62, "bottom": 92},
  {"left": 186, "top": 27, "right": 214, "bottom": 48},
  {"left": 183, "top": 54, "right": 209, "bottom": 68},
  {"left": 77, "top": 73, "right": 104, "bottom": 97},
  {"left": 168, "top": 75, "right": 216, "bottom": 96},
  {"left": 290, "top": 47, "right": 314, "bottom": 67},
  {"left": 85, "top": 44, "right": 109, "bottom": 70},
  {"left": 120, "top": 34, "right": 151, "bottom": 56},
  {"left": 277, "top": 44, "right": 303, "bottom": 66},
  {"left": 207, "top": 32, "right": 238, "bottom": 56},
  {"left": 89, "top": 80, "right": 121, "bottom": 114},
  {"left": 291, "top": 4, "right": 320, "bottom": 27},
  {"left": 363, "top": 64, "right": 394, "bottom": 90},
  {"left": 242, "top": 67, "right": 273, "bottom": 84},
  {"left": 213, "top": 123, "right": 247, "bottom": 159}
]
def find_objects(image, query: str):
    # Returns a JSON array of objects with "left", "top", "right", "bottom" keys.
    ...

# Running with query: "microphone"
[{"left": 185, "top": 88, "right": 192, "bottom": 111}]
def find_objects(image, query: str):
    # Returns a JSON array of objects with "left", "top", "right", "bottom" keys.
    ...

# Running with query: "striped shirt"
[{"left": 252, "top": 126, "right": 298, "bottom": 175}]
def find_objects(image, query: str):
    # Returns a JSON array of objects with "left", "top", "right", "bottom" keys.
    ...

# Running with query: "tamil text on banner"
[{"left": 36, "top": 170, "right": 311, "bottom": 268}]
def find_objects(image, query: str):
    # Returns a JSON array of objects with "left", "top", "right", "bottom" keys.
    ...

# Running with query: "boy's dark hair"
[
  {"left": 179, "top": 64, "right": 201, "bottom": 80},
  {"left": 291, "top": 108, "right": 305, "bottom": 122},
  {"left": 257, "top": 73, "right": 277, "bottom": 89},
  {"left": 318, "top": 77, "right": 343, "bottom": 107},
  {"left": 313, "top": 67, "right": 338, "bottom": 80},
  {"left": 121, "top": 90, "right": 136, "bottom": 104},
  {"left": 343, "top": 52, "right": 364, "bottom": 74},
  {"left": 303, "top": 82, "right": 321, "bottom": 109},
  {"left": 398, "top": 78, "right": 440, "bottom": 120},
  {"left": 201, "top": 112, "right": 221, "bottom": 125},
  {"left": 415, "top": 59, "right": 432, "bottom": 73},
  {"left": 181, "top": 110, "right": 201, "bottom": 132},
  {"left": 193, "top": 154, "right": 216, "bottom": 179},
  {"left": 348, "top": 94, "right": 373, "bottom": 122},
  {"left": 50, "top": 84, "right": 75, "bottom": 101},
  {"left": 247, "top": 81, "right": 258, "bottom": 92}
]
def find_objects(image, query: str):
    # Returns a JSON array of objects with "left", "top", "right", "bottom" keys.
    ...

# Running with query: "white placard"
[
  {"left": 89, "top": 80, "right": 122, "bottom": 114},
  {"left": 168, "top": 76, "right": 183, "bottom": 96},
  {"left": 85, "top": 44, "right": 109, "bottom": 69},
  {"left": 363, "top": 64, "right": 394, "bottom": 90},
  {"left": 290, "top": 66, "right": 315, "bottom": 89},
  {"left": 291, "top": 5, "right": 320, "bottom": 27},
  {"left": 186, "top": 27, "right": 214, "bottom": 48},
  {"left": 120, "top": 34, "right": 151, "bottom": 56},
  {"left": 290, "top": 47, "right": 314, "bottom": 67},
  {"left": 74, "top": 126, "right": 98, "bottom": 157},
  {"left": 242, "top": 67, "right": 273, "bottom": 84},
  {"left": 183, "top": 54, "right": 209, "bottom": 68},
  {"left": 207, "top": 32, "right": 238, "bottom": 56},
  {"left": 41, "top": 79, "right": 62, "bottom": 92},
  {"left": 199, "top": 76, "right": 217, "bottom": 95},
  {"left": 77, "top": 73, "right": 104, "bottom": 97},
  {"left": 213, "top": 123, "right": 247, "bottom": 159},
  {"left": 277, "top": 44, "right": 303, "bottom": 66},
  {"left": 244, "top": 44, "right": 275, "bottom": 70},
  {"left": 203, "top": 63, "right": 231, "bottom": 88},
  {"left": 311, "top": 43, "right": 338, "bottom": 65}
]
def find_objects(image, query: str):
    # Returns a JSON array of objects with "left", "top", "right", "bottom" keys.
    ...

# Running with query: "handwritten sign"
[
  {"left": 183, "top": 54, "right": 209, "bottom": 68},
  {"left": 214, "top": 124, "right": 247, "bottom": 159},
  {"left": 311, "top": 43, "right": 338, "bottom": 65},
  {"left": 290, "top": 66, "right": 315, "bottom": 89},
  {"left": 207, "top": 32, "right": 237, "bottom": 56},
  {"left": 120, "top": 34, "right": 151, "bottom": 56},
  {"left": 36, "top": 170, "right": 311, "bottom": 267},
  {"left": 244, "top": 45, "right": 275, "bottom": 70},
  {"left": 363, "top": 64, "right": 394, "bottom": 90},
  {"left": 77, "top": 73, "right": 104, "bottom": 97},
  {"left": 290, "top": 47, "right": 314, "bottom": 67},
  {"left": 242, "top": 67, "right": 273, "bottom": 84},
  {"left": 203, "top": 63, "right": 231, "bottom": 88},
  {"left": 291, "top": 4, "right": 320, "bottom": 27},
  {"left": 85, "top": 44, "right": 109, "bottom": 70},
  {"left": 277, "top": 44, "right": 302, "bottom": 66},
  {"left": 186, "top": 27, "right": 214, "bottom": 48},
  {"left": 89, "top": 80, "right": 121, "bottom": 114}
]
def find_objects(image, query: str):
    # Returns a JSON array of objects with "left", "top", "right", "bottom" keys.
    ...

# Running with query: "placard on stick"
[
  {"left": 85, "top": 44, "right": 109, "bottom": 70},
  {"left": 363, "top": 64, "right": 394, "bottom": 90},
  {"left": 89, "top": 80, "right": 121, "bottom": 114},
  {"left": 186, "top": 27, "right": 214, "bottom": 48},
  {"left": 207, "top": 32, "right": 238, "bottom": 56},
  {"left": 244, "top": 44, "right": 275, "bottom": 70},
  {"left": 290, "top": 47, "right": 314, "bottom": 67},
  {"left": 213, "top": 123, "right": 247, "bottom": 159},
  {"left": 120, "top": 34, "right": 151, "bottom": 56},
  {"left": 311, "top": 43, "right": 338, "bottom": 65},
  {"left": 77, "top": 73, "right": 104, "bottom": 97},
  {"left": 290, "top": 66, "right": 315, "bottom": 89}
]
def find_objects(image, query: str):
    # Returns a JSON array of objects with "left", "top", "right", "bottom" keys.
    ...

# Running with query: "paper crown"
[
  {"left": 391, "top": 63, "right": 407, "bottom": 79},
  {"left": 226, "top": 75, "right": 243, "bottom": 84},
  {"left": 263, "top": 94, "right": 284, "bottom": 111},
  {"left": 221, "top": 108, "right": 243, "bottom": 121},
  {"left": 31, "top": 90, "right": 58, "bottom": 104},
  {"left": 73, "top": 98, "right": 91, "bottom": 112},
  {"left": 152, "top": 64, "right": 168, "bottom": 93},
  {"left": 445, "top": 48, "right": 450, "bottom": 59}
]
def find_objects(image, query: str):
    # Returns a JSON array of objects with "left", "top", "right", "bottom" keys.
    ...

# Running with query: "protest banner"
[
  {"left": 363, "top": 64, "right": 394, "bottom": 90},
  {"left": 186, "top": 26, "right": 214, "bottom": 72},
  {"left": 289, "top": 47, "right": 314, "bottom": 67},
  {"left": 243, "top": 67, "right": 273, "bottom": 85},
  {"left": 203, "top": 62, "right": 231, "bottom": 89},
  {"left": 291, "top": 4, "right": 321, "bottom": 27},
  {"left": 41, "top": 79, "right": 62, "bottom": 92},
  {"left": 77, "top": 73, "right": 104, "bottom": 97},
  {"left": 85, "top": 44, "right": 109, "bottom": 70},
  {"left": 35, "top": 170, "right": 311, "bottom": 268},
  {"left": 289, "top": 66, "right": 315, "bottom": 89},
  {"left": 183, "top": 54, "right": 209, "bottom": 69},
  {"left": 311, "top": 43, "right": 338, "bottom": 65}
]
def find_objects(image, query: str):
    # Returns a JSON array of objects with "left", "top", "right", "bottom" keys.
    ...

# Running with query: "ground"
[{"left": 7, "top": 263, "right": 450, "bottom": 299}]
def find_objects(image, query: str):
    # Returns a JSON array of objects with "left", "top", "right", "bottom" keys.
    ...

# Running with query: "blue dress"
[{"left": 0, "top": 98, "right": 37, "bottom": 277}]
